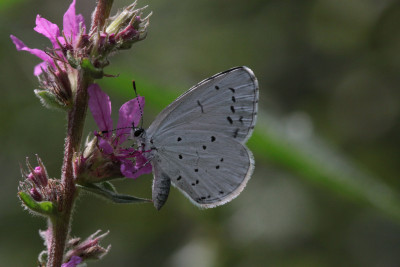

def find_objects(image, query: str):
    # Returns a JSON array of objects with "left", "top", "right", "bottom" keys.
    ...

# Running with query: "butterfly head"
[
  {"left": 130, "top": 126, "right": 148, "bottom": 148},
  {"left": 132, "top": 127, "right": 145, "bottom": 138}
]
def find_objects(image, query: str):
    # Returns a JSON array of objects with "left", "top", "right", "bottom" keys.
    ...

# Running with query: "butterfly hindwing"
[{"left": 151, "top": 132, "right": 254, "bottom": 208}]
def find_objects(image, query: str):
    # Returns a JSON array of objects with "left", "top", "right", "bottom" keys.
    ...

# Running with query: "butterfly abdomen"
[{"left": 152, "top": 171, "right": 171, "bottom": 210}]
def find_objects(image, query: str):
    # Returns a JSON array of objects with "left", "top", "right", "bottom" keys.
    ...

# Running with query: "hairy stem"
[
  {"left": 91, "top": 0, "right": 114, "bottom": 32},
  {"left": 47, "top": 70, "right": 92, "bottom": 267},
  {"left": 47, "top": 1, "right": 115, "bottom": 265}
]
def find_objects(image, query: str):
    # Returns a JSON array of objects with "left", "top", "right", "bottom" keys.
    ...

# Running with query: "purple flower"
[
  {"left": 88, "top": 84, "right": 152, "bottom": 179},
  {"left": 19, "top": 155, "right": 52, "bottom": 203},
  {"left": 65, "top": 230, "right": 111, "bottom": 261},
  {"left": 10, "top": 0, "right": 150, "bottom": 85},
  {"left": 61, "top": 256, "right": 82, "bottom": 267},
  {"left": 10, "top": 0, "right": 85, "bottom": 76}
]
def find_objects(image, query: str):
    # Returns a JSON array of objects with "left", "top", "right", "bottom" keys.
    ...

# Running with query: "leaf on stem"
[
  {"left": 78, "top": 182, "right": 151, "bottom": 204},
  {"left": 18, "top": 191, "right": 55, "bottom": 216}
]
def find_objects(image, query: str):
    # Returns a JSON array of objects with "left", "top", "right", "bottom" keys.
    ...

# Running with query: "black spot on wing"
[
  {"left": 233, "top": 128, "right": 239, "bottom": 138},
  {"left": 197, "top": 100, "right": 204, "bottom": 113},
  {"left": 227, "top": 116, "right": 233, "bottom": 124}
]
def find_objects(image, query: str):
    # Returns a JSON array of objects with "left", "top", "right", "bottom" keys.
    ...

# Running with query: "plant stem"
[
  {"left": 47, "top": 70, "right": 92, "bottom": 267},
  {"left": 91, "top": 0, "right": 114, "bottom": 32},
  {"left": 47, "top": 1, "right": 114, "bottom": 264}
]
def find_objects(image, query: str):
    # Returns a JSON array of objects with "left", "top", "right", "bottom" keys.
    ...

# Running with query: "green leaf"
[
  {"left": 101, "top": 181, "right": 117, "bottom": 192},
  {"left": 78, "top": 182, "right": 151, "bottom": 204},
  {"left": 34, "top": 89, "right": 68, "bottom": 110},
  {"left": 18, "top": 192, "right": 55, "bottom": 216},
  {"left": 81, "top": 58, "right": 104, "bottom": 79}
]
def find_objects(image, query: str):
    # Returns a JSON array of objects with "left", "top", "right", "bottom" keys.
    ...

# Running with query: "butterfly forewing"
[{"left": 147, "top": 67, "right": 258, "bottom": 144}]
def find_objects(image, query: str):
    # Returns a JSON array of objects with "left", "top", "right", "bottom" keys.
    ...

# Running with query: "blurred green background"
[{"left": 1, "top": 0, "right": 400, "bottom": 266}]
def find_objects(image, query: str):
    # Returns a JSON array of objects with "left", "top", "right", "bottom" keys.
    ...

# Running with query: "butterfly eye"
[{"left": 134, "top": 128, "right": 144, "bottom": 137}]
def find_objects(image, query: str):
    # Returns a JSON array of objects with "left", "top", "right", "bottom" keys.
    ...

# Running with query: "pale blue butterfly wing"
[{"left": 144, "top": 66, "right": 258, "bottom": 209}]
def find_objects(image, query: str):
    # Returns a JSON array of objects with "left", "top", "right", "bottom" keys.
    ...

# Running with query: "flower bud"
[
  {"left": 30, "top": 187, "right": 43, "bottom": 201},
  {"left": 35, "top": 62, "right": 73, "bottom": 110},
  {"left": 25, "top": 157, "right": 49, "bottom": 187},
  {"left": 105, "top": 2, "right": 151, "bottom": 49},
  {"left": 19, "top": 155, "right": 64, "bottom": 216},
  {"left": 65, "top": 230, "right": 111, "bottom": 262}
]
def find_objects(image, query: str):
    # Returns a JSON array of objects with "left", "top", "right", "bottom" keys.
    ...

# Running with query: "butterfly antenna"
[
  {"left": 132, "top": 80, "right": 144, "bottom": 128},
  {"left": 98, "top": 126, "right": 131, "bottom": 136}
]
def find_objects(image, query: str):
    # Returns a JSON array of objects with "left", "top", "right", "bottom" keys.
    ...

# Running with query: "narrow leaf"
[{"left": 78, "top": 182, "right": 151, "bottom": 204}]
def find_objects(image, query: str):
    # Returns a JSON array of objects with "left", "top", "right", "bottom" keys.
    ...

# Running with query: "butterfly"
[{"left": 132, "top": 66, "right": 259, "bottom": 210}]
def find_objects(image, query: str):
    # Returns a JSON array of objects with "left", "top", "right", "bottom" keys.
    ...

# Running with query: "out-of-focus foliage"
[{"left": 1, "top": 0, "right": 400, "bottom": 266}]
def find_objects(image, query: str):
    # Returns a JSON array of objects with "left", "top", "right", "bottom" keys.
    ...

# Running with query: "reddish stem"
[
  {"left": 91, "top": 0, "right": 114, "bottom": 32},
  {"left": 47, "top": 0, "right": 114, "bottom": 265},
  {"left": 47, "top": 70, "right": 91, "bottom": 267}
]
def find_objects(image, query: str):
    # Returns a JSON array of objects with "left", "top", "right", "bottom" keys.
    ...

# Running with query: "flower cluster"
[
  {"left": 76, "top": 84, "right": 152, "bottom": 184},
  {"left": 65, "top": 230, "right": 110, "bottom": 263},
  {"left": 39, "top": 228, "right": 110, "bottom": 266},
  {"left": 19, "top": 155, "right": 64, "bottom": 213},
  {"left": 10, "top": 0, "right": 150, "bottom": 110}
]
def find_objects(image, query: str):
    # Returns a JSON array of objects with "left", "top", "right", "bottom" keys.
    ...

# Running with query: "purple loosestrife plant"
[{"left": 12, "top": 0, "right": 151, "bottom": 266}]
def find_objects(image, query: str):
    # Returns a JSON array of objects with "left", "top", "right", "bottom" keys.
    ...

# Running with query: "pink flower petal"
[
  {"left": 98, "top": 138, "right": 114, "bottom": 155},
  {"left": 34, "top": 15, "right": 60, "bottom": 48},
  {"left": 57, "top": 36, "right": 67, "bottom": 47},
  {"left": 75, "top": 14, "right": 86, "bottom": 33},
  {"left": 116, "top": 96, "right": 145, "bottom": 143},
  {"left": 10, "top": 35, "right": 55, "bottom": 75},
  {"left": 88, "top": 84, "right": 113, "bottom": 138},
  {"left": 11, "top": 35, "right": 52, "bottom": 62},
  {"left": 34, "top": 62, "right": 49, "bottom": 76},
  {"left": 63, "top": 0, "right": 86, "bottom": 44},
  {"left": 61, "top": 256, "right": 82, "bottom": 267},
  {"left": 120, "top": 155, "right": 152, "bottom": 179}
]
